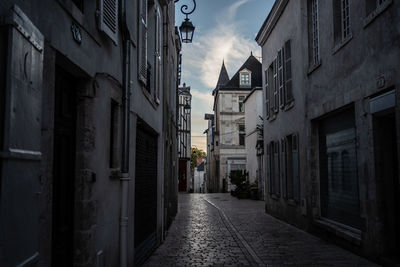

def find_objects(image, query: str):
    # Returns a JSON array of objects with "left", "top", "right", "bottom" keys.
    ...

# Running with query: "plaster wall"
[
  {"left": 260, "top": 0, "right": 308, "bottom": 228},
  {"left": 245, "top": 90, "right": 263, "bottom": 184}
]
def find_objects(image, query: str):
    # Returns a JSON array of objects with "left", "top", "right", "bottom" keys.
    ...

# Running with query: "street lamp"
[{"left": 175, "top": 0, "right": 196, "bottom": 43}]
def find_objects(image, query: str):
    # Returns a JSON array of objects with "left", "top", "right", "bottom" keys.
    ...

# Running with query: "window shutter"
[
  {"left": 278, "top": 49, "right": 285, "bottom": 108},
  {"left": 267, "top": 143, "right": 272, "bottom": 194},
  {"left": 273, "top": 58, "right": 278, "bottom": 113},
  {"left": 138, "top": 0, "right": 148, "bottom": 84},
  {"left": 274, "top": 140, "right": 280, "bottom": 196},
  {"left": 284, "top": 40, "right": 293, "bottom": 103},
  {"left": 154, "top": 6, "right": 162, "bottom": 102},
  {"left": 265, "top": 68, "right": 270, "bottom": 119},
  {"left": 99, "top": 0, "right": 118, "bottom": 44},
  {"left": 281, "top": 138, "right": 287, "bottom": 198},
  {"left": 292, "top": 133, "right": 300, "bottom": 202}
]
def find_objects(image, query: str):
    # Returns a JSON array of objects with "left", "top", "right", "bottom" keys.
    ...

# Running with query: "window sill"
[
  {"left": 332, "top": 33, "right": 353, "bottom": 55},
  {"left": 141, "top": 85, "right": 159, "bottom": 110},
  {"left": 268, "top": 113, "right": 277, "bottom": 122},
  {"left": 313, "top": 218, "right": 362, "bottom": 246},
  {"left": 363, "top": 0, "right": 393, "bottom": 28},
  {"left": 307, "top": 60, "right": 321, "bottom": 76},
  {"left": 283, "top": 101, "right": 294, "bottom": 111}
]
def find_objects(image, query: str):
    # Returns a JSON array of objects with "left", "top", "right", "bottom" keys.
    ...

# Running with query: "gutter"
[{"left": 120, "top": 0, "right": 131, "bottom": 266}]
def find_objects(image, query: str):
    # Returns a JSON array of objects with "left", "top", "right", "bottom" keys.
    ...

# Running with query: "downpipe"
[{"left": 120, "top": 0, "right": 131, "bottom": 266}]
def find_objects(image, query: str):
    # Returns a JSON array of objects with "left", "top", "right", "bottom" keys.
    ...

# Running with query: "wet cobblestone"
[{"left": 143, "top": 193, "right": 378, "bottom": 267}]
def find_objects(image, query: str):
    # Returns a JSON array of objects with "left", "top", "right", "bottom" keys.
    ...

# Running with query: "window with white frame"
[
  {"left": 138, "top": 0, "right": 148, "bottom": 85},
  {"left": 239, "top": 69, "right": 251, "bottom": 87},
  {"left": 308, "top": 0, "right": 319, "bottom": 66},
  {"left": 341, "top": 0, "right": 351, "bottom": 40},
  {"left": 333, "top": 0, "right": 351, "bottom": 45},
  {"left": 154, "top": 5, "right": 162, "bottom": 103}
]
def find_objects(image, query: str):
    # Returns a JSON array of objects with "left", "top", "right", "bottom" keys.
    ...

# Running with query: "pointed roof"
[
  {"left": 215, "top": 60, "right": 230, "bottom": 89},
  {"left": 223, "top": 54, "right": 262, "bottom": 89}
]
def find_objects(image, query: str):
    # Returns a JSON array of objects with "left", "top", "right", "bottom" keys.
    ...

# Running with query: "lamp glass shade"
[{"left": 179, "top": 18, "right": 195, "bottom": 43}]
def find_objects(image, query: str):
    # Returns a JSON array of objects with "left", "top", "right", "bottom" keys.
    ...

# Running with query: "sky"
[{"left": 175, "top": 0, "right": 274, "bottom": 152}]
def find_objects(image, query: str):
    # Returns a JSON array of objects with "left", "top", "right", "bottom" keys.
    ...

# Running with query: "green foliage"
[{"left": 190, "top": 147, "right": 206, "bottom": 171}]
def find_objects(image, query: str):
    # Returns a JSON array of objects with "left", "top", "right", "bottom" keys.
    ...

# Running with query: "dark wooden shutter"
[
  {"left": 99, "top": 0, "right": 118, "bottom": 43},
  {"left": 274, "top": 140, "right": 280, "bottom": 196},
  {"left": 138, "top": 0, "right": 148, "bottom": 84},
  {"left": 0, "top": 6, "right": 44, "bottom": 266},
  {"left": 281, "top": 138, "right": 287, "bottom": 198},
  {"left": 267, "top": 143, "right": 272, "bottom": 194},
  {"left": 292, "top": 133, "right": 300, "bottom": 201},
  {"left": 278, "top": 48, "right": 285, "bottom": 108},
  {"left": 284, "top": 40, "right": 293, "bottom": 103},
  {"left": 273, "top": 58, "right": 278, "bottom": 113},
  {"left": 265, "top": 68, "right": 270, "bottom": 119}
]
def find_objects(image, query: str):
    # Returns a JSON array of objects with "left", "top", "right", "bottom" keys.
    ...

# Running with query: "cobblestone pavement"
[{"left": 143, "top": 193, "right": 378, "bottom": 267}]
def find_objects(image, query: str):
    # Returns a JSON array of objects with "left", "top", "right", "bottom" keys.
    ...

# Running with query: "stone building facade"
[
  {"left": 244, "top": 88, "right": 264, "bottom": 197},
  {"left": 0, "top": 0, "right": 181, "bottom": 266},
  {"left": 256, "top": 0, "right": 399, "bottom": 263},
  {"left": 178, "top": 84, "right": 191, "bottom": 192},
  {"left": 212, "top": 56, "right": 262, "bottom": 192}
]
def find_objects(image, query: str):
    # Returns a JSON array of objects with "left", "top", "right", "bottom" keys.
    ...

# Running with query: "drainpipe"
[{"left": 120, "top": 0, "right": 131, "bottom": 266}]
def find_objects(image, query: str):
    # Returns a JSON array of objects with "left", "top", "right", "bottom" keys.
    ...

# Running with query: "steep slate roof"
[
  {"left": 216, "top": 60, "right": 230, "bottom": 88},
  {"left": 213, "top": 61, "right": 230, "bottom": 96},
  {"left": 221, "top": 54, "right": 262, "bottom": 90}
]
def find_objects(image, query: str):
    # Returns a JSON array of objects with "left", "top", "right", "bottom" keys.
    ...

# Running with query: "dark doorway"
[
  {"left": 52, "top": 66, "right": 77, "bottom": 267},
  {"left": 319, "top": 108, "right": 362, "bottom": 230},
  {"left": 134, "top": 120, "right": 158, "bottom": 266},
  {"left": 373, "top": 110, "right": 400, "bottom": 260},
  {"left": 178, "top": 160, "right": 187, "bottom": 192}
]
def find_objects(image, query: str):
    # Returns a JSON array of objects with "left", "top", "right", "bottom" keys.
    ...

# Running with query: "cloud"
[
  {"left": 181, "top": 1, "right": 260, "bottom": 89},
  {"left": 190, "top": 89, "right": 213, "bottom": 106}
]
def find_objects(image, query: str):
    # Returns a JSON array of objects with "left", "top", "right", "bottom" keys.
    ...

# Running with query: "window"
[
  {"left": 239, "top": 69, "right": 251, "bottom": 87},
  {"left": 239, "top": 124, "right": 245, "bottom": 146},
  {"left": 284, "top": 40, "right": 293, "bottom": 103},
  {"left": 241, "top": 73, "right": 249, "bottom": 85},
  {"left": 273, "top": 58, "right": 278, "bottom": 113},
  {"left": 308, "top": 0, "right": 320, "bottom": 66},
  {"left": 278, "top": 49, "right": 285, "bottom": 108},
  {"left": 239, "top": 96, "right": 245, "bottom": 112},
  {"left": 138, "top": 0, "right": 148, "bottom": 85},
  {"left": 154, "top": 6, "right": 162, "bottom": 103},
  {"left": 273, "top": 141, "right": 280, "bottom": 196},
  {"left": 319, "top": 108, "right": 362, "bottom": 229},
  {"left": 267, "top": 134, "right": 299, "bottom": 201},
  {"left": 266, "top": 141, "right": 280, "bottom": 196},
  {"left": 333, "top": 0, "right": 351, "bottom": 45},
  {"left": 264, "top": 68, "right": 270, "bottom": 119}
]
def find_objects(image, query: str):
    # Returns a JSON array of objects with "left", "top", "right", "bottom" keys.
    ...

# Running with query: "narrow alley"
[{"left": 144, "top": 194, "right": 376, "bottom": 267}]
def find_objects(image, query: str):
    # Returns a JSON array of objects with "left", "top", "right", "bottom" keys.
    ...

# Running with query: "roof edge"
[{"left": 255, "top": 0, "right": 289, "bottom": 46}]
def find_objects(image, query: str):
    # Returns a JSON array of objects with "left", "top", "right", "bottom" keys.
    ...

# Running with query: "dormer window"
[{"left": 239, "top": 69, "right": 251, "bottom": 87}]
